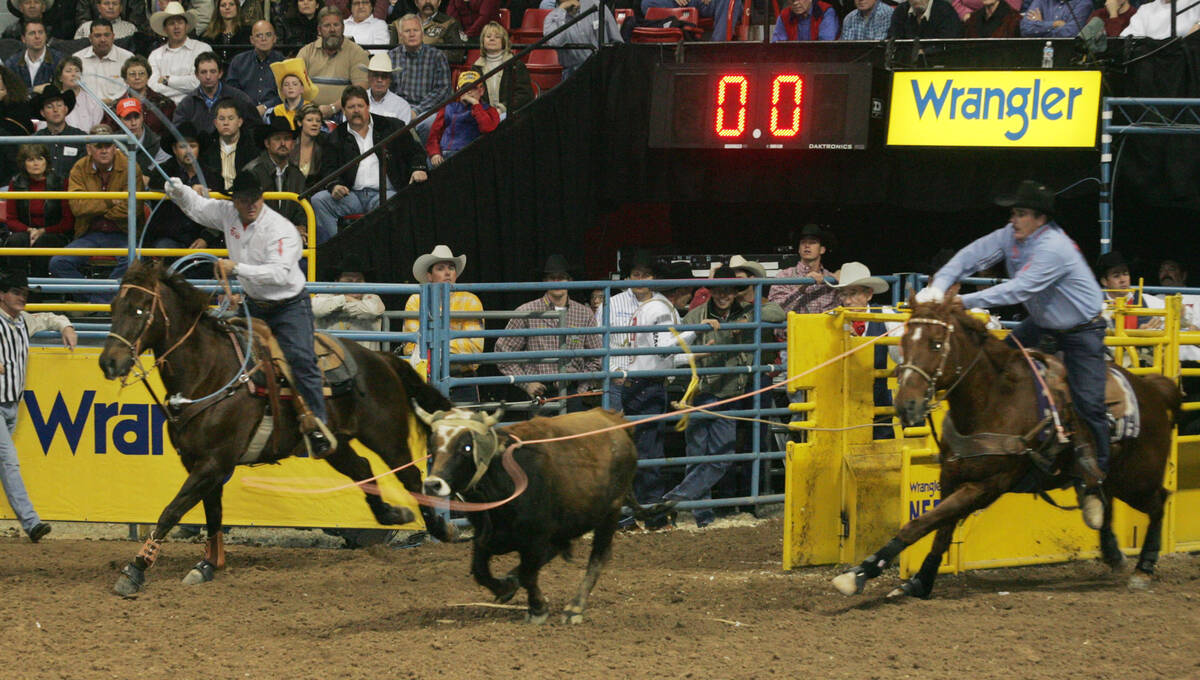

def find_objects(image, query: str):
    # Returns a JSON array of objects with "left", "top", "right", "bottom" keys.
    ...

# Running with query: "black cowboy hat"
[
  {"left": 795, "top": 223, "right": 836, "bottom": 252},
  {"left": 996, "top": 179, "right": 1056, "bottom": 216},
  {"left": 230, "top": 173, "right": 264, "bottom": 199},
  {"left": 0, "top": 269, "right": 40, "bottom": 292},
  {"left": 621, "top": 249, "right": 660, "bottom": 278},
  {"left": 173, "top": 121, "right": 203, "bottom": 144},
  {"left": 32, "top": 85, "right": 75, "bottom": 115},
  {"left": 542, "top": 254, "right": 573, "bottom": 277},
  {"left": 662, "top": 260, "right": 694, "bottom": 282},
  {"left": 255, "top": 116, "right": 299, "bottom": 148},
  {"left": 323, "top": 254, "right": 375, "bottom": 281},
  {"left": 1095, "top": 250, "right": 1130, "bottom": 278}
]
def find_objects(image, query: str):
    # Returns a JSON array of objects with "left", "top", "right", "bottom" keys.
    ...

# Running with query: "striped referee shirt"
[{"left": 0, "top": 309, "right": 72, "bottom": 403}]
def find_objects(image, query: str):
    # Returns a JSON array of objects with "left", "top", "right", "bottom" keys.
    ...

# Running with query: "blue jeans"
[
  {"left": 621, "top": 378, "right": 667, "bottom": 504},
  {"left": 247, "top": 294, "right": 328, "bottom": 425},
  {"left": 48, "top": 231, "right": 130, "bottom": 303},
  {"left": 640, "top": 0, "right": 742, "bottom": 41},
  {"left": 310, "top": 187, "right": 395, "bottom": 246},
  {"left": 1008, "top": 317, "right": 1110, "bottom": 471},
  {"left": 0, "top": 401, "right": 40, "bottom": 532},
  {"left": 665, "top": 393, "right": 735, "bottom": 527}
]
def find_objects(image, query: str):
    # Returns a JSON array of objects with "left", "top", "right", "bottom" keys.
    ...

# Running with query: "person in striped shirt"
[{"left": 0, "top": 269, "right": 76, "bottom": 543}]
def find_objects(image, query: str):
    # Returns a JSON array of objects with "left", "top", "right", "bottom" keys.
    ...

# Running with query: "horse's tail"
[
  {"left": 1145, "top": 374, "right": 1184, "bottom": 417},
  {"left": 379, "top": 352, "right": 454, "bottom": 414}
]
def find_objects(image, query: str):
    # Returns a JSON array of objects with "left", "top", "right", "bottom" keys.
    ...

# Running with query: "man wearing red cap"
[{"left": 113, "top": 97, "right": 170, "bottom": 180}]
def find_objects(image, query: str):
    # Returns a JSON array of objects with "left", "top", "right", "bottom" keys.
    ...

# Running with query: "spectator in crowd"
[
  {"left": 290, "top": 102, "right": 325, "bottom": 186},
  {"left": 1096, "top": 250, "right": 1164, "bottom": 332},
  {"left": 473, "top": 21, "right": 531, "bottom": 115},
  {"left": 328, "top": 0, "right": 390, "bottom": 20},
  {"left": 389, "top": 13, "right": 450, "bottom": 140},
  {"left": 112, "top": 97, "right": 170, "bottom": 180},
  {"left": 950, "top": 0, "right": 1016, "bottom": 20},
  {"left": 146, "top": 120, "right": 222, "bottom": 250},
  {"left": 298, "top": 6, "right": 370, "bottom": 113},
  {"left": 77, "top": 0, "right": 152, "bottom": 33},
  {"left": 50, "top": 124, "right": 146, "bottom": 303},
  {"left": 76, "top": 0, "right": 137, "bottom": 39},
  {"left": 1088, "top": 0, "right": 1136, "bottom": 36},
  {"left": 148, "top": 2, "right": 211, "bottom": 104},
  {"left": 840, "top": 0, "right": 894, "bottom": 39},
  {"left": 244, "top": 116, "right": 307, "bottom": 226},
  {"left": 426, "top": 68, "right": 499, "bottom": 166},
  {"left": 660, "top": 266, "right": 785, "bottom": 528},
  {"left": 358, "top": 53, "right": 410, "bottom": 121},
  {"left": 4, "top": 18, "right": 60, "bottom": 92},
  {"left": 0, "top": 66, "right": 31, "bottom": 189},
  {"left": 267, "top": 56, "right": 317, "bottom": 126},
  {"left": 888, "top": 0, "right": 963, "bottom": 37},
  {"left": 398, "top": 0, "right": 466, "bottom": 65},
  {"left": 202, "top": 0, "right": 252, "bottom": 64},
  {"left": 227, "top": 20, "right": 284, "bottom": 117},
  {"left": 54, "top": 57, "right": 105, "bottom": 132},
  {"left": 964, "top": 0, "right": 1019, "bottom": 35},
  {"left": 4, "top": 144, "right": 74, "bottom": 277},
  {"left": 199, "top": 97, "right": 259, "bottom": 191},
  {"left": 32, "top": 86, "right": 86, "bottom": 180},
  {"left": 75, "top": 19, "right": 135, "bottom": 104},
  {"left": 771, "top": 0, "right": 839, "bottom": 41},
  {"left": 142, "top": 0, "right": 214, "bottom": 36},
  {"left": 401, "top": 245, "right": 484, "bottom": 402},
  {"left": 1158, "top": 258, "right": 1200, "bottom": 365},
  {"left": 1121, "top": 0, "right": 1200, "bottom": 38},
  {"left": 545, "top": 0, "right": 621, "bottom": 78},
  {"left": 589, "top": 288, "right": 603, "bottom": 314},
  {"left": 495, "top": 254, "right": 602, "bottom": 407},
  {"left": 728, "top": 254, "right": 766, "bottom": 306},
  {"left": 312, "top": 258, "right": 386, "bottom": 350},
  {"left": 112, "top": 55, "right": 176, "bottom": 136},
  {"left": 310, "top": 86, "right": 427, "bottom": 243},
  {"left": 172, "top": 52, "right": 258, "bottom": 133},
  {"left": 2, "top": 0, "right": 52, "bottom": 40},
  {"left": 1020, "top": 0, "right": 1089, "bottom": 36},
  {"left": 660, "top": 260, "right": 696, "bottom": 316},
  {"left": 446, "top": 0, "right": 496, "bottom": 37},
  {"left": 0, "top": 268, "right": 76, "bottom": 545},
  {"left": 768, "top": 223, "right": 839, "bottom": 317},
  {"left": 640, "top": 0, "right": 740, "bottom": 42},
  {"left": 832, "top": 262, "right": 900, "bottom": 439},
  {"left": 281, "top": 0, "right": 320, "bottom": 46},
  {"left": 345, "top": 0, "right": 390, "bottom": 51}
]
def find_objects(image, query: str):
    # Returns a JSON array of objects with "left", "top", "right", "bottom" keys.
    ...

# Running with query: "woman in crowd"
[
  {"left": 472, "top": 21, "right": 532, "bottom": 116},
  {"left": 109, "top": 55, "right": 176, "bottom": 136},
  {"left": 267, "top": 58, "right": 317, "bottom": 127},
  {"left": 202, "top": 0, "right": 252, "bottom": 63},
  {"left": 4, "top": 144, "right": 74, "bottom": 277},
  {"left": 55, "top": 56, "right": 105, "bottom": 132},
  {"left": 0, "top": 65, "right": 33, "bottom": 188},
  {"left": 290, "top": 103, "right": 326, "bottom": 186},
  {"left": 282, "top": 0, "right": 321, "bottom": 46}
]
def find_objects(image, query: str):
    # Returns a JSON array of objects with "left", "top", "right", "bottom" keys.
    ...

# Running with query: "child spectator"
[{"left": 426, "top": 68, "right": 500, "bottom": 167}]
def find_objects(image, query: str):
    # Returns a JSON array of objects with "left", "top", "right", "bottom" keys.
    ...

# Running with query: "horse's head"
[
  {"left": 100, "top": 261, "right": 171, "bottom": 380},
  {"left": 894, "top": 297, "right": 986, "bottom": 428},
  {"left": 414, "top": 403, "right": 505, "bottom": 497}
]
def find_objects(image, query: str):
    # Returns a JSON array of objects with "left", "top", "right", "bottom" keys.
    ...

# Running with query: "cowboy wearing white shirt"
[
  {"left": 358, "top": 53, "right": 411, "bottom": 122},
  {"left": 74, "top": 19, "right": 134, "bottom": 104},
  {"left": 148, "top": 2, "right": 212, "bottom": 103}
]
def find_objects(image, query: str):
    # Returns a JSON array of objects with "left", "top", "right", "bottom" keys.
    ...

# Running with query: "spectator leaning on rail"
[
  {"left": 495, "top": 254, "right": 602, "bottom": 409},
  {"left": 839, "top": 0, "right": 894, "bottom": 39},
  {"left": 309, "top": 85, "right": 428, "bottom": 244},
  {"left": 0, "top": 269, "right": 77, "bottom": 545},
  {"left": 298, "top": 6, "right": 371, "bottom": 116},
  {"left": 312, "top": 257, "right": 386, "bottom": 351},
  {"left": 401, "top": 245, "right": 485, "bottom": 403},
  {"left": 3, "top": 144, "right": 74, "bottom": 278},
  {"left": 426, "top": 68, "right": 500, "bottom": 166},
  {"left": 887, "top": 0, "right": 963, "bottom": 38},
  {"left": 163, "top": 172, "right": 337, "bottom": 458},
  {"left": 4, "top": 18, "right": 60, "bottom": 92},
  {"left": 918, "top": 179, "right": 1110, "bottom": 531},
  {"left": 771, "top": 0, "right": 839, "bottom": 41},
  {"left": 768, "top": 222, "right": 839, "bottom": 328},
  {"left": 1019, "top": 0, "right": 1089, "bottom": 36},
  {"left": 147, "top": 2, "right": 212, "bottom": 105},
  {"left": 1096, "top": 250, "right": 1164, "bottom": 334},
  {"left": 544, "top": 0, "right": 622, "bottom": 79}
]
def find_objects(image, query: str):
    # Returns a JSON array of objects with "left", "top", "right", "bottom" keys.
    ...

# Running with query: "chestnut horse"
[
  {"left": 99, "top": 261, "right": 452, "bottom": 596},
  {"left": 832, "top": 299, "right": 1181, "bottom": 599}
]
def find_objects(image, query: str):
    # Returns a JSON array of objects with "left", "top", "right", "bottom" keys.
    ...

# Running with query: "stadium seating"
[
  {"left": 632, "top": 7, "right": 702, "bottom": 43},
  {"left": 498, "top": 7, "right": 511, "bottom": 30},
  {"left": 511, "top": 8, "right": 552, "bottom": 44},
  {"left": 524, "top": 48, "right": 564, "bottom": 91}
]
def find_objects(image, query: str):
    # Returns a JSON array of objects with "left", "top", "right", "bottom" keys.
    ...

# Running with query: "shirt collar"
[
  {"left": 910, "top": 0, "right": 933, "bottom": 20},
  {"left": 350, "top": 118, "right": 374, "bottom": 142}
]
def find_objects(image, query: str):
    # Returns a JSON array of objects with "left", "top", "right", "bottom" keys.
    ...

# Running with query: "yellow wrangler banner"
[
  {"left": 0, "top": 348, "right": 425, "bottom": 529},
  {"left": 887, "top": 70, "right": 1102, "bottom": 148}
]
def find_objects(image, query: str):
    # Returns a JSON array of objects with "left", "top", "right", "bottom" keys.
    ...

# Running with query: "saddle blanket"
[{"left": 1031, "top": 357, "right": 1140, "bottom": 443}]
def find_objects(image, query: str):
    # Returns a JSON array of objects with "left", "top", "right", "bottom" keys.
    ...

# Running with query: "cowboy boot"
[{"left": 1073, "top": 443, "right": 1106, "bottom": 530}]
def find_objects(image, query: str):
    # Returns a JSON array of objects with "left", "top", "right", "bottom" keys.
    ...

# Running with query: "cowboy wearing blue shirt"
[{"left": 918, "top": 180, "right": 1108, "bottom": 529}]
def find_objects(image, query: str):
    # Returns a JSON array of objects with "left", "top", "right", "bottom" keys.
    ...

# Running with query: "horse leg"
[
  {"left": 563, "top": 517, "right": 617, "bottom": 625},
  {"left": 182, "top": 484, "right": 226, "bottom": 586},
  {"left": 1128, "top": 488, "right": 1168, "bottom": 590},
  {"left": 322, "top": 443, "right": 415, "bottom": 526},
  {"left": 355, "top": 424, "right": 456, "bottom": 542},
  {"left": 887, "top": 525, "right": 955, "bottom": 600},
  {"left": 113, "top": 462, "right": 225, "bottom": 596},
  {"left": 1098, "top": 497, "right": 1125, "bottom": 572},
  {"left": 832, "top": 481, "right": 1001, "bottom": 597}
]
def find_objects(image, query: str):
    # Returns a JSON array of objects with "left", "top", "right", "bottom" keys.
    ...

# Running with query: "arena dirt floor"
[{"left": 1, "top": 514, "right": 1198, "bottom": 680}]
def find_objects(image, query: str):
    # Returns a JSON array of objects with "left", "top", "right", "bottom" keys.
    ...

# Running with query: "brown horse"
[
  {"left": 98, "top": 261, "right": 452, "bottom": 596},
  {"left": 832, "top": 299, "right": 1181, "bottom": 599}
]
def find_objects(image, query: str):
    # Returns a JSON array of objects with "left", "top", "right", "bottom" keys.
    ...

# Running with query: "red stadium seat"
[
  {"left": 524, "top": 48, "right": 563, "bottom": 92},
  {"left": 497, "top": 7, "right": 511, "bottom": 30},
  {"left": 511, "top": 8, "right": 551, "bottom": 44},
  {"left": 465, "top": 49, "right": 481, "bottom": 66},
  {"left": 632, "top": 7, "right": 702, "bottom": 43}
]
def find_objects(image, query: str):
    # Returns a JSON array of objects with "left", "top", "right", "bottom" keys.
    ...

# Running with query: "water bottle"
[{"left": 1042, "top": 41, "right": 1054, "bottom": 68}]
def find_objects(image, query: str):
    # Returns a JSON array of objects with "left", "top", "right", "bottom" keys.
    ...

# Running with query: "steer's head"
[{"left": 413, "top": 403, "right": 505, "bottom": 496}]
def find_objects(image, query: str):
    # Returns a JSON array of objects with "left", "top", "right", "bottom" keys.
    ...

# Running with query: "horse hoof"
[
  {"left": 494, "top": 576, "right": 520, "bottom": 604},
  {"left": 113, "top": 563, "right": 145, "bottom": 597},
  {"left": 182, "top": 560, "right": 215, "bottom": 585},
  {"left": 832, "top": 569, "right": 865, "bottom": 596},
  {"left": 886, "top": 577, "right": 927, "bottom": 600},
  {"left": 526, "top": 611, "right": 549, "bottom": 625},
  {"left": 381, "top": 505, "right": 416, "bottom": 526},
  {"left": 563, "top": 605, "right": 583, "bottom": 625},
  {"left": 1128, "top": 572, "right": 1152, "bottom": 591},
  {"left": 886, "top": 586, "right": 907, "bottom": 599}
]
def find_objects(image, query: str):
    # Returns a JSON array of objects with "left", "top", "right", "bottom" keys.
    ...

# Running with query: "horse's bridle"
[
  {"left": 896, "top": 316, "right": 982, "bottom": 411},
  {"left": 106, "top": 283, "right": 169, "bottom": 385}
]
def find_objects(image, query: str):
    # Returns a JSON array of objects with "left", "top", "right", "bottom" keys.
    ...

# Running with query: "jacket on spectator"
[
  {"left": 964, "top": 0, "right": 1020, "bottom": 36},
  {"left": 290, "top": 132, "right": 326, "bottom": 186},
  {"left": 473, "top": 53, "right": 533, "bottom": 113},
  {"left": 199, "top": 132, "right": 262, "bottom": 191},
  {"left": 282, "top": 8, "right": 320, "bottom": 46},
  {"left": 146, "top": 156, "right": 224, "bottom": 247},
  {"left": 771, "top": 1, "right": 838, "bottom": 41},
  {"left": 445, "top": 0, "right": 498, "bottom": 36},
  {"left": 243, "top": 151, "right": 308, "bottom": 225},
  {"left": 676, "top": 299, "right": 786, "bottom": 399},
  {"left": 172, "top": 83, "right": 260, "bottom": 134},
  {"left": 67, "top": 150, "right": 146, "bottom": 238},
  {"left": 34, "top": 125, "right": 87, "bottom": 180},
  {"left": 321, "top": 113, "right": 427, "bottom": 190},
  {"left": 3, "top": 48, "right": 62, "bottom": 90},
  {"left": 426, "top": 100, "right": 500, "bottom": 157},
  {"left": 105, "top": 88, "right": 178, "bottom": 137},
  {"left": 226, "top": 48, "right": 285, "bottom": 109},
  {"left": 5, "top": 172, "right": 74, "bottom": 236},
  {"left": 888, "top": 0, "right": 964, "bottom": 38}
]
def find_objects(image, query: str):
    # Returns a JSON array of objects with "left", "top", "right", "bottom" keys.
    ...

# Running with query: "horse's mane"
[
  {"left": 909, "top": 298, "right": 1002, "bottom": 351},
  {"left": 123, "top": 260, "right": 223, "bottom": 330}
]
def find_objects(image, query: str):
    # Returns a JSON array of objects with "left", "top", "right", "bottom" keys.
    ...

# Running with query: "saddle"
[
  {"left": 230, "top": 318, "right": 358, "bottom": 400},
  {"left": 1031, "top": 352, "right": 1141, "bottom": 444}
]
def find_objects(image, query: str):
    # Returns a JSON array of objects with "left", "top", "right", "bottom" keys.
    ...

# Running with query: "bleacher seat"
[
  {"left": 632, "top": 7, "right": 702, "bottom": 43},
  {"left": 498, "top": 7, "right": 511, "bottom": 30},
  {"left": 511, "top": 8, "right": 551, "bottom": 44},
  {"left": 524, "top": 48, "right": 564, "bottom": 92}
]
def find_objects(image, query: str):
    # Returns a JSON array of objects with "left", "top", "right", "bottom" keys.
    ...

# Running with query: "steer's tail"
[{"left": 624, "top": 493, "right": 678, "bottom": 524}]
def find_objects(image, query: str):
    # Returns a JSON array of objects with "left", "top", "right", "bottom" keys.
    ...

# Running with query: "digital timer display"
[{"left": 648, "top": 63, "right": 872, "bottom": 150}]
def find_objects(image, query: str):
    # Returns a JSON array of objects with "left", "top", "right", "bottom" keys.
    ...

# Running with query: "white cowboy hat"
[
  {"left": 413, "top": 245, "right": 467, "bottom": 283},
  {"left": 728, "top": 255, "right": 766, "bottom": 279},
  {"left": 358, "top": 53, "right": 403, "bottom": 74},
  {"left": 150, "top": 1, "right": 195, "bottom": 36},
  {"left": 831, "top": 262, "right": 889, "bottom": 293}
]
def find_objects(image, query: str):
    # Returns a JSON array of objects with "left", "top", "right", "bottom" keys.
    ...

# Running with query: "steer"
[{"left": 414, "top": 405, "right": 672, "bottom": 624}]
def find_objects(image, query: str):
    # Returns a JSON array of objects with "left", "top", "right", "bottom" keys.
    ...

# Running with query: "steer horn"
[
  {"left": 482, "top": 405, "right": 505, "bottom": 427},
  {"left": 412, "top": 402, "right": 436, "bottom": 426}
]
